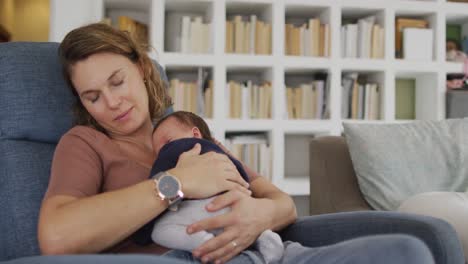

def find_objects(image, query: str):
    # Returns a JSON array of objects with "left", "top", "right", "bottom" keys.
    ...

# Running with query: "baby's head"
[{"left": 152, "top": 111, "right": 213, "bottom": 156}]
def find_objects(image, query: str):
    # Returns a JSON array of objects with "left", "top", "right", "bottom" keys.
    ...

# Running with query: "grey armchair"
[{"left": 0, "top": 42, "right": 185, "bottom": 263}]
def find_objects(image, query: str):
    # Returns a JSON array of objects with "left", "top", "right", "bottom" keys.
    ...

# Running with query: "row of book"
[
  {"left": 102, "top": 16, "right": 149, "bottom": 49},
  {"left": 285, "top": 79, "right": 329, "bottom": 119},
  {"left": 225, "top": 133, "right": 272, "bottom": 180},
  {"left": 226, "top": 80, "right": 272, "bottom": 119},
  {"left": 225, "top": 15, "right": 272, "bottom": 55},
  {"left": 341, "top": 73, "right": 380, "bottom": 120},
  {"left": 165, "top": 13, "right": 211, "bottom": 53},
  {"left": 285, "top": 18, "right": 330, "bottom": 57},
  {"left": 341, "top": 16, "right": 384, "bottom": 59},
  {"left": 167, "top": 68, "right": 213, "bottom": 118}
]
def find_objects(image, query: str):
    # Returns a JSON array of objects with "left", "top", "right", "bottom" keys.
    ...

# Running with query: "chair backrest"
[
  {"left": 0, "top": 42, "right": 74, "bottom": 260},
  {"left": 0, "top": 42, "right": 168, "bottom": 260}
]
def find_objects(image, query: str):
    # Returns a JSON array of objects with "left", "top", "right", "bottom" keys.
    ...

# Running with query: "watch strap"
[{"left": 168, "top": 196, "right": 182, "bottom": 211}]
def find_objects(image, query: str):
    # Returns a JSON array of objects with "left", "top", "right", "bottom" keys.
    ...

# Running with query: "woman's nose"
[{"left": 104, "top": 90, "right": 122, "bottom": 109}]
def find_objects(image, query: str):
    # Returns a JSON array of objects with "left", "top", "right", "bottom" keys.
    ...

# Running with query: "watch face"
[{"left": 158, "top": 175, "right": 180, "bottom": 198}]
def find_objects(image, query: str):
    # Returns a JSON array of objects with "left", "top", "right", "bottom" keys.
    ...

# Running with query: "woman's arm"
[
  {"left": 249, "top": 176, "right": 297, "bottom": 231},
  {"left": 38, "top": 179, "right": 167, "bottom": 254},
  {"left": 39, "top": 143, "right": 250, "bottom": 255}
]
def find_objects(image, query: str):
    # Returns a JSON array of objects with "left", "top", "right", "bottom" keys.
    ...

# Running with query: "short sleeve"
[{"left": 44, "top": 132, "right": 103, "bottom": 199}]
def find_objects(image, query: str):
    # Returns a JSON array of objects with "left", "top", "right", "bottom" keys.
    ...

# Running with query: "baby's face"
[{"left": 152, "top": 117, "right": 197, "bottom": 157}]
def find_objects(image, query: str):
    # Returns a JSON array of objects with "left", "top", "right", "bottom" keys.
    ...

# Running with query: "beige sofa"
[{"left": 309, "top": 136, "right": 468, "bottom": 262}]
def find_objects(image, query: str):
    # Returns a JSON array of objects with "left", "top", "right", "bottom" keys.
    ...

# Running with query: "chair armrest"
[
  {"left": 309, "top": 136, "right": 372, "bottom": 215},
  {"left": 1, "top": 254, "right": 187, "bottom": 264}
]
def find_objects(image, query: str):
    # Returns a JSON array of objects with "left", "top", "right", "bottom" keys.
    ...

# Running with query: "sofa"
[{"left": 309, "top": 121, "right": 468, "bottom": 214}]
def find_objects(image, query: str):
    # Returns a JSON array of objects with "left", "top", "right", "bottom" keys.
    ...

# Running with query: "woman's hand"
[
  {"left": 186, "top": 190, "right": 273, "bottom": 264},
  {"left": 169, "top": 143, "right": 250, "bottom": 199}
]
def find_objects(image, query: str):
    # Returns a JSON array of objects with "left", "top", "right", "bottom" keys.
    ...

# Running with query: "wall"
[
  {"left": 0, "top": 0, "right": 49, "bottom": 41},
  {"left": 49, "top": 0, "right": 102, "bottom": 42}
]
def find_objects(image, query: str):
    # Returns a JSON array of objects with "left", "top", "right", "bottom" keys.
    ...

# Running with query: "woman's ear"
[{"left": 192, "top": 127, "right": 202, "bottom": 139}]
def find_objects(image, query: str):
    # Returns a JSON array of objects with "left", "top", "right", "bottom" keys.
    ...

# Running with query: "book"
[
  {"left": 358, "top": 16, "right": 375, "bottom": 58},
  {"left": 395, "top": 79, "right": 416, "bottom": 120},
  {"left": 226, "top": 21, "right": 234, "bottom": 53},
  {"left": 403, "top": 28, "right": 433, "bottom": 60}
]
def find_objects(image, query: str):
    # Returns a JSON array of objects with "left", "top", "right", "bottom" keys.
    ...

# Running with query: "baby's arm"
[{"left": 151, "top": 197, "right": 229, "bottom": 251}]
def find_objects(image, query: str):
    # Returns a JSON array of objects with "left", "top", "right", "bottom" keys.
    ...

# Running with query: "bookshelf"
[{"left": 49, "top": 0, "right": 465, "bottom": 197}]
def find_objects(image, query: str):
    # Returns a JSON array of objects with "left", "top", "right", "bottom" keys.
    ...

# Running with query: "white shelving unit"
[{"left": 49, "top": 0, "right": 466, "bottom": 196}]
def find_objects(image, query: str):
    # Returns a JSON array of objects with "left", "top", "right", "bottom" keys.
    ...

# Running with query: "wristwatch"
[{"left": 152, "top": 171, "right": 184, "bottom": 211}]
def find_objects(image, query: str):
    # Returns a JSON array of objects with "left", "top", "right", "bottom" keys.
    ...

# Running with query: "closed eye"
[
  {"left": 91, "top": 95, "right": 100, "bottom": 103},
  {"left": 84, "top": 93, "right": 100, "bottom": 103},
  {"left": 112, "top": 79, "right": 124, "bottom": 87}
]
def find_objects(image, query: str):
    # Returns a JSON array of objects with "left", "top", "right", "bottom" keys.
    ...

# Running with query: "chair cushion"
[
  {"left": 0, "top": 42, "right": 170, "bottom": 144},
  {"left": 343, "top": 119, "right": 468, "bottom": 211},
  {"left": 0, "top": 140, "right": 56, "bottom": 260},
  {"left": 0, "top": 42, "right": 74, "bottom": 144}
]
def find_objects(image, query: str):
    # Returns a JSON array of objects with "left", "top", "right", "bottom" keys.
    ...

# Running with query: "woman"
[{"left": 37, "top": 23, "right": 462, "bottom": 264}]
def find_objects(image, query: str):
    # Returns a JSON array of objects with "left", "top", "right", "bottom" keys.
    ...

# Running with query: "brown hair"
[
  {"left": 154, "top": 111, "right": 213, "bottom": 142},
  {"left": 58, "top": 23, "right": 172, "bottom": 133}
]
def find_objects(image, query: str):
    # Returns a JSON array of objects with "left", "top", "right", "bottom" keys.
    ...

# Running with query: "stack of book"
[
  {"left": 395, "top": 17, "right": 429, "bottom": 58},
  {"left": 226, "top": 80, "right": 272, "bottom": 119},
  {"left": 285, "top": 79, "right": 329, "bottom": 119},
  {"left": 341, "top": 15, "right": 384, "bottom": 59},
  {"left": 225, "top": 133, "right": 272, "bottom": 180},
  {"left": 165, "top": 13, "right": 211, "bottom": 53},
  {"left": 102, "top": 16, "right": 149, "bottom": 49},
  {"left": 341, "top": 73, "right": 380, "bottom": 120},
  {"left": 168, "top": 68, "right": 213, "bottom": 118},
  {"left": 225, "top": 15, "right": 271, "bottom": 54},
  {"left": 285, "top": 18, "right": 330, "bottom": 57}
]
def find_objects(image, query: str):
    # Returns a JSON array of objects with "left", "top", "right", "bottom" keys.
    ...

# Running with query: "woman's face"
[{"left": 71, "top": 52, "right": 150, "bottom": 136}]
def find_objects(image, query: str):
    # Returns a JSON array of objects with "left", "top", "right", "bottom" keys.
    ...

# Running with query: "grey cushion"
[
  {"left": 0, "top": 140, "right": 55, "bottom": 260},
  {"left": 0, "top": 42, "right": 74, "bottom": 144},
  {"left": 343, "top": 119, "right": 468, "bottom": 211}
]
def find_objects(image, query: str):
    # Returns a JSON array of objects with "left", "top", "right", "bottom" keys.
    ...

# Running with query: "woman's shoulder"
[
  {"left": 59, "top": 125, "right": 112, "bottom": 149},
  {"left": 65, "top": 125, "right": 104, "bottom": 137}
]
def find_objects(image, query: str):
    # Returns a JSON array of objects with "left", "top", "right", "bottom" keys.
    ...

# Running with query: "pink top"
[{"left": 44, "top": 125, "right": 168, "bottom": 254}]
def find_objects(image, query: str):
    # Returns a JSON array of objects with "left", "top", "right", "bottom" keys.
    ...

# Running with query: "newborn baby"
[{"left": 137, "top": 111, "right": 283, "bottom": 263}]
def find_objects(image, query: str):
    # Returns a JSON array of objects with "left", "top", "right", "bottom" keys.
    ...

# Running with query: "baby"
[{"left": 135, "top": 111, "right": 283, "bottom": 263}]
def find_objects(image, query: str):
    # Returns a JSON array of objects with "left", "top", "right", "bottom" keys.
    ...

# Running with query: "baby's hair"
[{"left": 153, "top": 111, "right": 214, "bottom": 142}]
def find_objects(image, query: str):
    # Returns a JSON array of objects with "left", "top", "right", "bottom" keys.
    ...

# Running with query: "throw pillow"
[{"left": 343, "top": 118, "right": 468, "bottom": 210}]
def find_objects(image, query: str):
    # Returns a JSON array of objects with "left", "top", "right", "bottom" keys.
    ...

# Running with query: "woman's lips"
[{"left": 114, "top": 107, "right": 133, "bottom": 121}]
